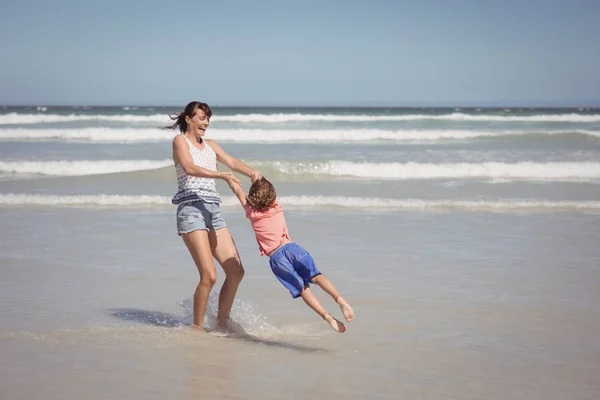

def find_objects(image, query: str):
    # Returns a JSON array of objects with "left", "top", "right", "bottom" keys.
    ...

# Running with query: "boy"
[{"left": 227, "top": 177, "right": 354, "bottom": 333}]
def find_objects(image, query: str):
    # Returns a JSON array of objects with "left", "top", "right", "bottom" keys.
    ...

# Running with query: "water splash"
[{"left": 178, "top": 291, "right": 279, "bottom": 336}]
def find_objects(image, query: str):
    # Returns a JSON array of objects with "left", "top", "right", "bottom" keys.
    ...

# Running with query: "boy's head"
[{"left": 247, "top": 177, "right": 277, "bottom": 212}]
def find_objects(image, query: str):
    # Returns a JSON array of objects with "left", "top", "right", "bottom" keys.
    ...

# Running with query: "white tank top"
[{"left": 172, "top": 135, "right": 221, "bottom": 205}]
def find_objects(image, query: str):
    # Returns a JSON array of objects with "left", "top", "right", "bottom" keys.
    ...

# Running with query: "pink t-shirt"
[{"left": 244, "top": 200, "right": 291, "bottom": 256}]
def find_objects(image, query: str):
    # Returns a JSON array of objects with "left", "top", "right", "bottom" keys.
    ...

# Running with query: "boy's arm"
[{"left": 227, "top": 180, "right": 247, "bottom": 207}]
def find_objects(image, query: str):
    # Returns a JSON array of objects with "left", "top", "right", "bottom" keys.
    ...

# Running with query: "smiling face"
[{"left": 185, "top": 107, "right": 210, "bottom": 138}]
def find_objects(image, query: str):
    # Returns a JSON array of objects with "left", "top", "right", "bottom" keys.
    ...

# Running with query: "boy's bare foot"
[
  {"left": 324, "top": 314, "right": 346, "bottom": 333},
  {"left": 191, "top": 324, "right": 205, "bottom": 332},
  {"left": 336, "top": 297, "right": 354, "bottom": 322}
]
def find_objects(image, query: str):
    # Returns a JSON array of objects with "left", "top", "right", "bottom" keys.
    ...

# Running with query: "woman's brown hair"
[{"left": 163, "top": 101, "right": 212, "bottom": 133}]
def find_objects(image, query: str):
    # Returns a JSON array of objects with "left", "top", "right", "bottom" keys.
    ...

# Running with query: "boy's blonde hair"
[{"left": 247, "top": 177, "right": 277, "bottom": 212}]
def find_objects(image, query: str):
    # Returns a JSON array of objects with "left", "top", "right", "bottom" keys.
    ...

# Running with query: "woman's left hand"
[{"left": 251, "top": 170, "right": 262, "bottom": 182}]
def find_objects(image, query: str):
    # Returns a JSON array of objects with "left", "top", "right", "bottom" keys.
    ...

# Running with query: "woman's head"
[
  {"left": 164, "top": 101, "right": 212, "bottom": 134},
  {"left": 247, "top": 177, "right": 277, "bottom": 212}
]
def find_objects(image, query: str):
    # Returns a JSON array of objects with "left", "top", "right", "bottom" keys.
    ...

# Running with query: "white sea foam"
[
  {"left": 0, "top": 127, "right": 176, "bottom": 142},
  {"left": 1, "top": 127, "right": 598, "bottom": 143},
  {"left": 3, "top": 112, "right": 600, "bottom": 125},
  {"left": 212, "top": 112, "right": 600, "bottom": 123},
  {"left": 1, "top": 193, "right": 599, "bottom": 212},
  {"left": 275, "top": 196, "right": 600, "bottom": 212},
  {"left": 2, "top": 159, "right": 599, "bottom": 182},
  {"left": 208, "top": 128, "right": 600, "bottom": 142},
  {"left": 0, "top": 194, "right": 171, "bottom": 206},
  {"left": 0, "top": 113, "right": 170, "bottom": 124},
  {"left": 0, "top": 159, "right": 172, "bottom": 176},
  {"left": 266, "top": 161, "right": 600, "bottom": 182}
]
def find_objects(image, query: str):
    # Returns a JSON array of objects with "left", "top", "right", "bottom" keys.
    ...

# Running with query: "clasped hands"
[{"left": 221, "top": 170, "right": 263, "bottom": 189}]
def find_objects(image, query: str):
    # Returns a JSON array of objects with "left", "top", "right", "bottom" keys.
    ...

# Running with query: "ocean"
[{"left": 1, "top": 105, "right": 599, "bottom": 399}]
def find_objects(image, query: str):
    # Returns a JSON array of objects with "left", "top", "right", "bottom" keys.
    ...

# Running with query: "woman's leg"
[
  {"left": 182, "top": 229, "right": 217, "bottom": 331},
  {"left": 209, "top": 227, "right": 245, "bottom": 327}
]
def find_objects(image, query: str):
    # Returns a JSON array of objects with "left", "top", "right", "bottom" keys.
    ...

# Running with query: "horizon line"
[{"left": 2, "top": 102, "right": 600, "bottom": 109}]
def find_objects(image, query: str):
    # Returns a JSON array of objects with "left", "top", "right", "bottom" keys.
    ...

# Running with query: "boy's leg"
[
  {"left": 300, "top": 286, "right": 346, "bottom": 333},
  {"left": 310, "top": 274, "right": 340, "bottom": 300},
  {"left": 311, "top": 275, "right": 354, "bottom": 322}
]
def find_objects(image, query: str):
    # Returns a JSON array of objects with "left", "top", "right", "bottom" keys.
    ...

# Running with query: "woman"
[{"left": 166, "top": 101, "right": 261, "bottom": 331}]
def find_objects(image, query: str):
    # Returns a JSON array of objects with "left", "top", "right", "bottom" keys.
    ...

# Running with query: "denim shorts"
[
  {"left": 176, "top": 201, "right": 226, "bottom": 235},
  {"left": 269, "top": 243, "right": 321, "bottom": 298}
]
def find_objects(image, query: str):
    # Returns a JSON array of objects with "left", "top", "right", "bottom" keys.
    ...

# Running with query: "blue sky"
[{"left": 1, "top": 0, "right": 599, "bottom": 106}]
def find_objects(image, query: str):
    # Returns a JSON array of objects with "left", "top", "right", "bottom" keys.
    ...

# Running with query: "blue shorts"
[
  {"left": 269, "top": 243, "right": 321, "bottom": 298},
  {"left": 176, "top": 201, "right": 226, "bottom": 235}
]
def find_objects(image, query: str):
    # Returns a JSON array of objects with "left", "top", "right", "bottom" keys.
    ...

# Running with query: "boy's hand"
[{"left": 221, "top": 172, "right": 240, "bottom": 187}]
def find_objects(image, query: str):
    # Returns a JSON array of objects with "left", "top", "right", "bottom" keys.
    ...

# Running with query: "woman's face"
[{"left": 186, "top": 108, "right": 210, "bottom": 137}]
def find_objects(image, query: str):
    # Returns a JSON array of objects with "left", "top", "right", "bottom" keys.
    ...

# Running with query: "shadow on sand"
[
  {"left": 109, "top": 308, "right": 185, "bottom": 328},
  {"left": 108, "top": 308, "right": 328, "bottom": 354}
]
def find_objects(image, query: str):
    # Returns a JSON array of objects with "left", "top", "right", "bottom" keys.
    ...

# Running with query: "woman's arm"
[
  {"left": 173, "top": 136, "right": 240, "bottom": 183},
  {"left": 206, "top": 139, "right": 262, "bottom": 181}
]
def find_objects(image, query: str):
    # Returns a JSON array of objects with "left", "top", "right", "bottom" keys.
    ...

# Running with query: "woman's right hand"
[{"left": 250, "top": 170, "right": 262, "bottom": 183}]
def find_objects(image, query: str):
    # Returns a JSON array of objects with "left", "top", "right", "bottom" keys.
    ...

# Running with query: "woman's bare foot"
[
  {"left": 324, "top": 314, "right": 346, "bottom": 333},
  {"left": 216, "top": 318, "right": 246, "bottom": 335},
  {"left": 191, "top": 324, "right": 205, "bottom": 332},
  {"left": 336, "top": 297, "right": 354, "bottom": 322}
]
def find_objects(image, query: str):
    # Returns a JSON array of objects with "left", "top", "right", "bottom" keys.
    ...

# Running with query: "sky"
[{"left": 1, "top": 0, "right": 599, "bottom": 107}]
